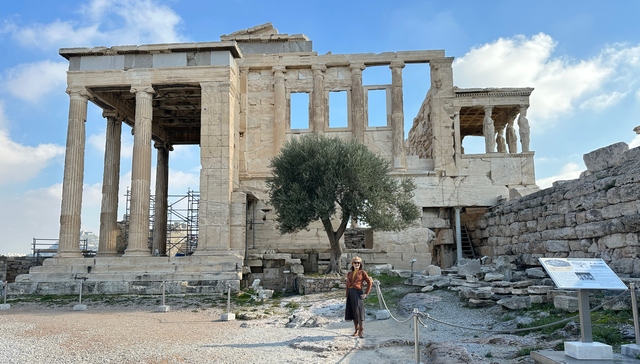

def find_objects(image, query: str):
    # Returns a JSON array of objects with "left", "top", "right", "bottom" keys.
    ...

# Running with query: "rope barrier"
[{"left": 374, "top": 280, "right": 632, "bottom": 334}]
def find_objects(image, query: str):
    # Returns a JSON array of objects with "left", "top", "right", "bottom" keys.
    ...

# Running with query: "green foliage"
[
  {"left": 267, "top": 134, "right": 419, "bottom": 235},
  {"left": 515, "top": 347, "right": 543, "bottom": 357},
  {"left": 285, "top": 301, "right": 301, "bottom": 310},
  {"left": 365, "top": 273, "right": 422, "bottom": 309},
  {"left": 516, "top": 305, "right": 634, "bottom": 348}
]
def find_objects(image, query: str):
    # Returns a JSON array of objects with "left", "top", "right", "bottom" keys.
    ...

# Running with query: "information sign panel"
[{"left": 538, "top": 258, "right": 627, "bottom": 290}]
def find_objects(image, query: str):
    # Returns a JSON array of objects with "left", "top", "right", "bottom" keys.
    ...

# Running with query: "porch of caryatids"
[
  {"left": 152, "top": 142, "right": 172, "bottom": 256},
  {"left": 518, "top": 105, "right": 531, "bottom": 152},
  {"left": 97, "top": 111, "right": 122, "bottom": 256},
  {"left": 58, "top": 86, "right": 91, "bottom": 258},
  {"left": 483, "top": 106, "right": 496, "bottom": 153},
  {"left": 312, "top": 64, "right": 327, "bottom": 134},
  {"left": 390, "top": 61, "right": 406, "bottom": 170},
  {"left": 124, "top": 85, "right": 155, "bottom": 256},
  {"left": 196, "top": 81, "right": 239, "bottom": 255},
  {"left": 350, "top": 63, "right": 366, "bottom": 143},
  {"left": 272, "top": 65, "right": 287, "bottom": 156}
]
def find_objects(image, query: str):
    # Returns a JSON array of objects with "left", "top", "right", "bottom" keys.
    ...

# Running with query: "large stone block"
[
  {"left": 553, "top": 295, "right": 578, "bottom": 312},
  {"left": 583, "top": 142, "right": 628, "bottom": 173}
]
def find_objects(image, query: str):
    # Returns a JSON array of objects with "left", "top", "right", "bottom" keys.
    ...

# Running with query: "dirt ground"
[{"left": 0, "top": 289, "right": 549, "bottom": 363}]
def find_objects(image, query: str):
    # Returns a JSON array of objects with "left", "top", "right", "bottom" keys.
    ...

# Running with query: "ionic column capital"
[
  {"left": 66, "top": 86, "right": 92, "bottom": 100},
  {"left": 102, "top": 110, "right": 123, "bottom": 120},
  {"left": 349, "top": 63, "right": 366, "bottom": 73},
  {"left": 272, "top": 65, "right": 287, "bottom": 74},
  {"left": 130, "top": 85, "right": 155, "bottom": 95},
  {"left": 312, "top": 64, "right": 327, "bottom": 74},
  {"left": 154, "top": 141, "right": 174, "bottom": 151},
  {"left": 390, "top": 60, "right": 405, "bottom": 70}
]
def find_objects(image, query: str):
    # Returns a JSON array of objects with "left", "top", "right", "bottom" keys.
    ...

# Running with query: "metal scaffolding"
[{"left": 124, "top": 188, "right": 200, "bottom": 256}]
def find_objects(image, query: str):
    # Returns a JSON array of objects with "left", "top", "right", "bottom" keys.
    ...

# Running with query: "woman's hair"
[{"left": 350, "top": 256, "right": 363, "bottom": 272}]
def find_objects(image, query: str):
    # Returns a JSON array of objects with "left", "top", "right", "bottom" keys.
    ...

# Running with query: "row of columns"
[
  {"left": 271, "top": 61, "right": 407, "bottom": 169},
  {"left": 58, "top": 86, "right": 173, "bottom": 258},
  {"left": 481, "top": 105, "right": 531, "bottom": 154}
]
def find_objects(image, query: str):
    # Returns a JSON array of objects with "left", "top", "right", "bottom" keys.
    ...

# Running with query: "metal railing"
[{"left": 31, "top": 238, "right": 92, "bottom": 263}]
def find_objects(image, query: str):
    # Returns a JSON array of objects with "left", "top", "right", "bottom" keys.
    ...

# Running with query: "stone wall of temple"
[{"left": 470, "top": 143, "right": 640, "bottom": 276}]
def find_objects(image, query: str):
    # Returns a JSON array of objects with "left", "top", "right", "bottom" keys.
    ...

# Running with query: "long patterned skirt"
[{"left": 344, "top": 288, "right": 365, "bottom": 324}]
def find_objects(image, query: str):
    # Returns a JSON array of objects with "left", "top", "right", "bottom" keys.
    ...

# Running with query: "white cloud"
[
  {"left": 0, "top": 181, "right": 106, "bottom": 255},
  {"left": 453, "top": 33, "right": 614, "bottom": 124},
  {"left": 579, "top": 91, "right": 628, "bottom": 111},
  {"left": 81, "top": 182, "right": 104, "bottom": 234},
  {"left": 4, "top": 60, "right": 68, "bottom": 102},
  {"left": 8, "top": 20, "right": 102, "bottom": 51},
  {"left": 0, "top": 102, "right": 65, "bottom": 185},
  {"left": 169, "top": 169, "right": 200, "bottom": 193},
  {"left": 630, "top": 133, "right": 640, "bottom": 149},
  {"left": 88, "top": 127, "right": 134, "bottom": 159},
  {"left": 536, "top": 162, "right": 584, "bottom": 189},
  {"left": 0, "top": 100, "right": 7, "bottom": 130},
  {"left": 0, "top": 184, "right": 63, "bottom": 255},
  {"left": 5, "top": 0, "right": 186, "bottom": 50}
]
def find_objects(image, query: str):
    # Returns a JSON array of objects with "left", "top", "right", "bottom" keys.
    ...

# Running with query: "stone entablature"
[{"left": 470, "top": 143, "right": 640, "bottom": 276}]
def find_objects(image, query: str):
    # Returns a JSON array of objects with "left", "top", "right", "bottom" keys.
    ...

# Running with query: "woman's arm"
[{"left": 363, "top": 271, "right": 373, "bottom": 295}]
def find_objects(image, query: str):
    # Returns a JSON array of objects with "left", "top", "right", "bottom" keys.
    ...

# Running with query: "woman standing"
[{"left": 344, "top": 256, "right": 373, "bottom": 338}]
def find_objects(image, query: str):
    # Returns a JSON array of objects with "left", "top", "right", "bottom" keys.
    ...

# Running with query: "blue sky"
[{"left": 1, "top": 0, "right": 639, "bottom": 255}]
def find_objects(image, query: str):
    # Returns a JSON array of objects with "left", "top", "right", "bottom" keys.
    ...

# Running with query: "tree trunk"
[{"left": 321, "top": 216, "right": 349, "bottom": 275}]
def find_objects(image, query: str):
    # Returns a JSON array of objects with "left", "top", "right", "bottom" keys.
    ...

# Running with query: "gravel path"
[{"left": 0, "top": 289, "right": 545, "bottom": 363}]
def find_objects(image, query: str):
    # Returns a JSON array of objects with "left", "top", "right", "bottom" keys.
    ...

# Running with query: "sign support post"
[{"left": 538, "top": 258, "right": 626, "bottom": 360}]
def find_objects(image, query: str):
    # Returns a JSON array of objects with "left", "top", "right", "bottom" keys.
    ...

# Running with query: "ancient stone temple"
[{"left": 12, "top": 23, "right": 536, "bottom": 294}]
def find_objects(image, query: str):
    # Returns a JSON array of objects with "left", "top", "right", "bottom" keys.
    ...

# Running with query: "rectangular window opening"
[
  {"left": 367, "top": 89, "right": 388, "bottom": 127},
  {"left": 328, "top": 91, "right": 348, "bottom": 128},
  {"left": 290, "top": 92, "right": 310, "bottom": 130}
]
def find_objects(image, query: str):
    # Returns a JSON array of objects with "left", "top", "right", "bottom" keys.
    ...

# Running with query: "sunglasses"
[{"left": 353, "top": 262, "right": 361, "bottom": 265}]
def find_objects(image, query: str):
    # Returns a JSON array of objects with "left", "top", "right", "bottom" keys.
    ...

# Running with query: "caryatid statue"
[
  {"left": 483, "top": 106, "right": 495, "bottom": 153},
  {"left": 518, "top": 105, "right": 531, "bottom": 152},
  {"left": 506, "top": 118, "right": 517, "bottom": 153}
]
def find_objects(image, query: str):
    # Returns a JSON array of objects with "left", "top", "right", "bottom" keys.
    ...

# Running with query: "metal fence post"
[{"left": 414, "top": 308, "right": 420, "bottom": 364}]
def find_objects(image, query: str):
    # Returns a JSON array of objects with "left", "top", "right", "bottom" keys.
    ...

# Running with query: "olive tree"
[{"left": 266, "top": 134, "right": 420, "bottom": 274}]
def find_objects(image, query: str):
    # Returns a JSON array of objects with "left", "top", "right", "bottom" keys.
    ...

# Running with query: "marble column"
[
  {"left": 58, "top": 87, "right": 90, "bottom": 258},
  {"left": 97, "top": 111, "right": 122, "bottom": 256},
  {"left": 483, "top": 106, "right": 496, "bottom": 153},
  {"left": 152, "top": 142, "right": 171, "bottom": 256},
  {"left": 125, "top": 85, "right": 155, "bottom": 256},
  {"left": 518, "top": 105, "right": 531, "bottom": 153},
  {"left": 272, "top": 66, "right": 287, "bottom": 156},
  {"left": 311, "top": 64, "right": 327, "bottom": 134},
  {"left": 390, "top": 61, "right": 406, "bottom": 170},
  {"left": 350, "top": 63, "right": 366, "bottom": 143}
]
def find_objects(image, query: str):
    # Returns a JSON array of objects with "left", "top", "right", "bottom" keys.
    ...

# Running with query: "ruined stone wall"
[
  {"left": 0, "top": 257, "right": 5, "bottom": 282},
  {"left": 0, "top": 256, "right": 36, "bottom": 283},
  {"left": 407, "top": 92, "right": 433, "bottom": 159},
  {"left": 470, "top": 143, "right": 640, "bottom": 276}
]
